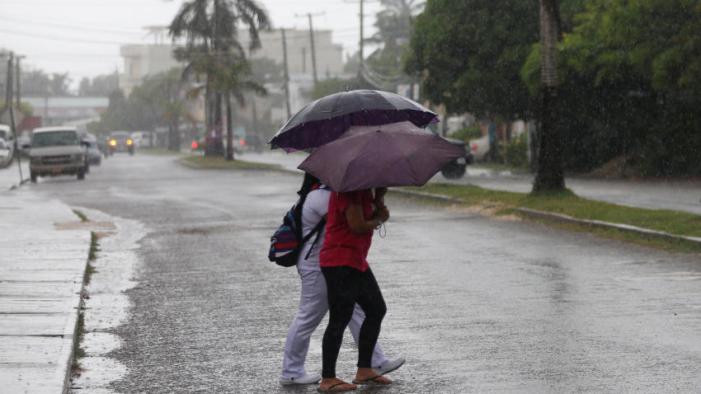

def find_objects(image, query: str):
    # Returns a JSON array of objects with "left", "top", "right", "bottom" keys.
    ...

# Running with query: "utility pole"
[
  {"left": 114, "top": 65, "right": 120, "bottom": 93},
  {"left": 344, "top": 0, "right": 375, "bottom": 78},
  {"left": 15, "top": 55, "right": 24, "bottom": 109},
  {"left": 296, "top": 13, "right": 324, "bottom": 84},
  {"left": 3, "top": 53, "right": 12, "bottom": 116},
  {"left": 359, "top": 0, "right": 364, "bottom": 77},
  {"left": 301, "top": 47, "right": 307, "bottom": 73},
  {"left": 281, "top": 28, "right": 291, "bottom": 119},
  {"left": 4, "top": 53, "right": 24, "bottom": 182}
]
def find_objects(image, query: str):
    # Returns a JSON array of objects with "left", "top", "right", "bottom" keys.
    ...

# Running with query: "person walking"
[
  {"left": 280, "top": 174, "right": 404, "bottom": 387},
  {"left": 317, "top": 187, "right": 393, "bottom": 393}
]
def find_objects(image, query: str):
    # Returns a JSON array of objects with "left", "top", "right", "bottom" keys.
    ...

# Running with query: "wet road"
[{"left": 29, "top": 154, "right": 701, "bottom": 393}]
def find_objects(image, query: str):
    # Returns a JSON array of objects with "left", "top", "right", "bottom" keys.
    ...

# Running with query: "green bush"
[
  {"left": 449, "top": 126, "right": 482, "bottom": 142},
  {"left": 503, "top": 133, "right": 528, "bottom": 168}
]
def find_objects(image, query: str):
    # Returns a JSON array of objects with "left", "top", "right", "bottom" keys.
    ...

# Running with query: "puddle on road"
[{"left": 69, "top": 207, "right": 146, "bottom": 394}]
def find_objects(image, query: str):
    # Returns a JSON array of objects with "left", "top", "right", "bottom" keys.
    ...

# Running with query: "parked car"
[
  {"left": 0, "top": 124, "right": 15, "bottom": 168},
  {"left": 427, "top": 125, "right": 474, "bottom": 179},
  {"left": 440, "top": 136, "right": 474, "bottom": 179},
  {"left": 107, "top": 131, "right": 134, "bottom": 155},
  {"left": 469, "top": 134, "right": 490, "bottom": 161},
  {"left": 29, "top": 126, "right": 88, "bottom": 182}
]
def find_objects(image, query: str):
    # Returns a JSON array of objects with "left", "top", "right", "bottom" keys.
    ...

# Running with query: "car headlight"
[
  {"left": 109, "top": 139, "right": 117, "bottom": 147},
  {"left": 30, "top": 156, "right": 42, "bottom": 164},
  {"left": 126, "top": 139, "right": 133, "bottom": 146},
  {"left": 73, "top": 154, "right": 84, "bottom": 161}
]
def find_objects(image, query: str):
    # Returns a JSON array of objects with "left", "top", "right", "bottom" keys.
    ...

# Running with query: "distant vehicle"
[
  {"left": 427, "top": 124, "right": 474, "bottom": 179},
  {"left": 0, "top": 124, "right": 14, "bottom": 168},
  {"left": 0, "top": 124, "right": 16, "bottom": 167},
  {"left": 81, "top": 134, "right": 102, "bottom": 166},
  {"left": 0, "top": 137, "right": 12, "bottom": 167},
  {"left": 130, "top": 131, "right": 154, "bottom": 148},
  {"left": 17, "top": 131, "right": 31, "bottom": 153},
  {"left": 440, "top": 137, "right": 474, "bottom": 179},
  {"left": 107, "top": 131, "right": 134, "bottom": 155},
  {"left": 29, "top": 126, "right": 88, "bottom": 182},
  {"left": 244, "top": 133, "right": 264, "bottom": 153},
  {"left": 469, "top": 134, "right": 490, "bottom": 162}
]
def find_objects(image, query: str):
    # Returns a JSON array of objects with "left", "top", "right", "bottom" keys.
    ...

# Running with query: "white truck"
[{"left": 29, "top": 127, "right": 88, "bottom": 183}]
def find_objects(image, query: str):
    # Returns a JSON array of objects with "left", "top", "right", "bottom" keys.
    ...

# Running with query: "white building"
[
  {"left": 119, "top": 28, "right": 343, "bottom": 96},
  {"left": 119, "top": 44, "right": 181, "bottom": 96},
  {"left": 239, "top": 28, "right": 345, "bottom": 79}
]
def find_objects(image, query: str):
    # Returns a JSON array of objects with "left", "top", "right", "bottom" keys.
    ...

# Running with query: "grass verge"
[
  {"left": 73, "top": 231, "right": 99, "bottom": 376},
  {"left": 72, "top": 209, "right": 88, "bottom": 222},
  {"left": 405, "top": 183, "right": 701, "bottom": 252},
  {"left": 85, "top": 232, "right": 99, "bottom": 284},
  {"left": 178, "top": 155, "right": 282, "bottom": 171},
  {"left": 71, "top": 310, "right": 86, "bottom": 375}
]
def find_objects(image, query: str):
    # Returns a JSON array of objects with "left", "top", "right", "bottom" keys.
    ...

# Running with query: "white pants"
[{"left": 281, "top": 269, "right": 388, "bottom": 378}]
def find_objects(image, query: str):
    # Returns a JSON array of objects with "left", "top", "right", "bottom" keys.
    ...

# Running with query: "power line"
[
  {"left": 1, "top": 15, "right": 144, "bottom": 36},
  {"left": 0, "top": 27, "right": 136, "bottom": 45}
]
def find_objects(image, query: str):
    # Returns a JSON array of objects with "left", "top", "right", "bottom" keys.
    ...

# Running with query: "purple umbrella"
[
  {"left": 269, "top": 90, "right": 437, "bottom": 152},
  {"left": 298, "top": 122, "right": 464, "bottom": 192}
]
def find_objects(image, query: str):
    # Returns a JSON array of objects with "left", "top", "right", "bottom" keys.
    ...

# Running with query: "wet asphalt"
[{"left": 28, "top": 154, "right": 701, "bottom": 393}]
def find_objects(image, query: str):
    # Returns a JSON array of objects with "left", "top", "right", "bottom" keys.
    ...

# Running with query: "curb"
[
  {"left": 180, "top": 158, "right": 701, "bottom": 247},
  {"left": 175, "top": 156, "right": 285, "bottom": 172},
  {"left": 515, "top": 207, "right": 701, "bottom": 245},
  {"left": 63, "top": 232, "right": 92, "bottom": 394},
  {"left": 389, "top": 188, "right": 701, "bottom": 247}
]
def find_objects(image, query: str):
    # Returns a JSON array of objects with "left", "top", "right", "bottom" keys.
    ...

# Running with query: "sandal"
[
  {"left": 317, "top": 380, "right": 357, "bottom": 393},
  {"left": 352, "top": 375, "right": 392, "bottom": 386}
]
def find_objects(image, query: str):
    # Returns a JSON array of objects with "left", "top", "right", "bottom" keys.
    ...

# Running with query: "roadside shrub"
[
  {"left": 503, "top": 133, "right": 528, "bottom": 168},
  {"left": 449, "top": 126, "right": 482, "bottom": 142}
]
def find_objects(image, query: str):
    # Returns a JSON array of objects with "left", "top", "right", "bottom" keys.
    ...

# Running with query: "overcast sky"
[{"left": 0, "top": 0, "right": 382, "bottom": 88}]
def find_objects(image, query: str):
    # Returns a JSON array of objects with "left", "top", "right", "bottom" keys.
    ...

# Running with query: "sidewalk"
[{"left": 0, "top": 187, "right": 92, "bottom": 394}]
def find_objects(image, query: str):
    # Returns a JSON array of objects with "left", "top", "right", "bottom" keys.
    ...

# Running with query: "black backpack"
[{"left": 268, "top": 189, "right": 327, "bottom": 267}]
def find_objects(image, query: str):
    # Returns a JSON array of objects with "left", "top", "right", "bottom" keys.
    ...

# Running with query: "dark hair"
[{"left": 298, "top": 172, "right": 320, "bottom": 197}]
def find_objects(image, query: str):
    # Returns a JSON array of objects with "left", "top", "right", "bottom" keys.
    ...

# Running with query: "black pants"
[{"left": 320, "top": 266, "right": 387, "bottom": 378}]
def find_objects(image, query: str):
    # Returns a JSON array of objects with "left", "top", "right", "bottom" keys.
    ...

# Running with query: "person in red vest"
[{"left": 317, "top": 187, "right": 393, "bottom": 393}]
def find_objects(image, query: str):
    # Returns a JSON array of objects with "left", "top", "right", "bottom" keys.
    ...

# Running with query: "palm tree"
[
  {"left": 169, "top": 0, "right": 271, "bottom": 156},
  {"left": 363, "top": 0, "right": 424, "bottom": 90},
  {"left": 532, "top": 0, "right": 565, "bottom": 192},
  {"left": 189, "top": 56, "right": 267, "bottom": 160}
]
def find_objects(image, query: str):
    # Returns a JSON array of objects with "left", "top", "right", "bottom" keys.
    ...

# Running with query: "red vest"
[{"left": 319, "top": 190, "right": 374, "bottom": 272}]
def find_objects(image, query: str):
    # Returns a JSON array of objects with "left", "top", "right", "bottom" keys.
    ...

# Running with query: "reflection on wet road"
[{"left": 32, "top": 154, "right": 701, "bottom": 393}]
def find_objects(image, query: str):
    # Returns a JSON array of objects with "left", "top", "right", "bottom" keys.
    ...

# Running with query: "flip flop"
[
  {"left": 317, "top": 381, "right": 357, "bottom": 393},
  {"left": 352, "top": 375, "right": 392, "bottom": 386}
]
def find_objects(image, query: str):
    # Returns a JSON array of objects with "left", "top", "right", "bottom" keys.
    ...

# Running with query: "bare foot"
[{"left": 318, "top": 377, "right": 357, "bottom": 392}]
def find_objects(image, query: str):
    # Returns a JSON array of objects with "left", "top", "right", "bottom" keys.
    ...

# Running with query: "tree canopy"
[
  {"left": 405, "top": 0, "right": 539, "bottom": 119},
  {"left": 409, "top": 0, "right": 701, "bottom": 176}
]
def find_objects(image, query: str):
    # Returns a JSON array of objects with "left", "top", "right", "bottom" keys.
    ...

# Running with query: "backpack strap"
[{"left": 303, "top": 215, "right": 327, "bottom": 260}]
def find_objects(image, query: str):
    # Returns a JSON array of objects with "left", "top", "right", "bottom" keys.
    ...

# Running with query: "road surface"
[{"left": 23, "top": 154, "right": 701, "bottom": 393}]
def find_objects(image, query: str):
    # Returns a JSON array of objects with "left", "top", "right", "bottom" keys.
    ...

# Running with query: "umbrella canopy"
[
  {"left": 298, "top": 122, "right": 465, "bottom": 192},
  {"left": 269, "top": 89, "right": 437, "bottom": 152}
]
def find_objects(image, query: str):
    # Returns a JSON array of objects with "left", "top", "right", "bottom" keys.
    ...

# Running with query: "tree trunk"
[
  {"left": 213, "top": 92, "right": 224, "bottom": 156},
  {"left": 532, "top": 0, "right": 565, "bottom": 192},
  {"left": 225, "top": 94, "right": 234, "bottom": 161},
  {"left": 204, "top": 83, "right": 215, "bottom": 157},
  {"left": 168, "top": 122, "right": 178, "bottom": 151}
]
